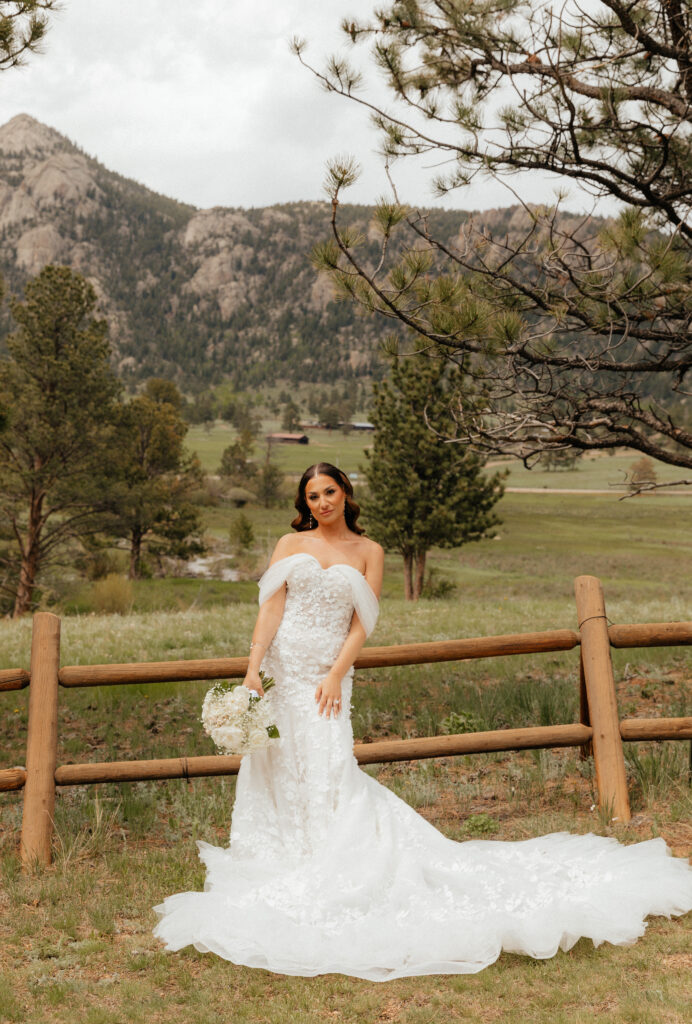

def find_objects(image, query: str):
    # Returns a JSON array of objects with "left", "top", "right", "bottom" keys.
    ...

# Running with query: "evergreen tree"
[
  {"left": 185, "top": 392, "right": 215, "bottom": 427},
  {"left": 218, "top": 428, "right": 257, "bottom": 483},
  {"left": 321, "top": 404, "right": 342, "bottom": 430},
  {"left": 144, "top": 377, "right": 185, "bottom": 412},
  {"left": 108, "top": 381, "right": 204, "bottom": 578},
  {"left": 540, "top": 450, "right": 581, "bottom": 472},
  {"left": 363, "top": 353, "right": 504, "bottom": 600},
  {"left": 256, "top": 444, "right": 285, "bottom": 508},
  {"left": 0, "top": 265, "right": 121, "bottom": 615},
  {"left": 229, "top": 512, "right": 255, "bottom": 555},
  {"left": 306, "top": 1, "right": 692, "bottom": 474},
  {"left": 217, "top": 390, "right": 262, "bottom": 435},
  {"left": 0, "top": 2, "right": 55, "bottom": 72},
  {"left": 281, "top": 399, "right": 302, "bottom": 432}
]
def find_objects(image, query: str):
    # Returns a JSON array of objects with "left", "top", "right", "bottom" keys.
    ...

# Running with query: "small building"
[
  {"left": 266, "top": 432, "right": 309, "bottom": 445},
  {"left": 350, "top": 422, "right": 375, "bottom": 432}
]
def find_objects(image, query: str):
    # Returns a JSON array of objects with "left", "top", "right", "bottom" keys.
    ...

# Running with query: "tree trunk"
[
  {"left": 413, "top": 550, "right": 427, "bottom": 601},
  {"left": 13, "top": 493, "right": 43, "bottom": 617},
  {"left": 402, "top": 551, "right": 414, "bottom": 601},
  {"left": 129, "top": 529, "right": 143, "bottom": 579},
  {"left": 13, "top": 549, "right": 40, "bottom": 617}
]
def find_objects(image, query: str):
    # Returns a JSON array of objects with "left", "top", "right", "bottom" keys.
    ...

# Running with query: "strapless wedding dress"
[{"left": 153, "top": 553, "right": 692, "bottom": 980}]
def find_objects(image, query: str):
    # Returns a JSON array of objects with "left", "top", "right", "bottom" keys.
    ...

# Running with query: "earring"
[{"left": 309, "top": 512, "right": 315, "bottom": 529}]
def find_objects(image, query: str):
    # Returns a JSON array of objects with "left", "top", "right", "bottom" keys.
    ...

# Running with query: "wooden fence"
[{"left": 1, "top": 574, "right": 691, "bottom": 868}]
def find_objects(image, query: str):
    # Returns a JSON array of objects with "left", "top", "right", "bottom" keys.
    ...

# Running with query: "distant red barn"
[{"left": 266, "top": 432, "right": 309, "bottom": 445}]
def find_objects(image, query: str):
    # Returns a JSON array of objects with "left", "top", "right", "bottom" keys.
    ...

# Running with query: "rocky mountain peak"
[
  {"left": 0, "top": 113, "right": 71, "bottom": 158},
  {"left": 0, "top": 115, "right": 104, "bottom": 274}
]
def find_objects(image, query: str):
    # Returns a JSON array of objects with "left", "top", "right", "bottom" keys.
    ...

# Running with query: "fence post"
[
  {"left": 574, "top": 576, "right": 630, "bottom": 823},
  {"left": 20, "top": 612, "right": 61, "bottom": 868}
]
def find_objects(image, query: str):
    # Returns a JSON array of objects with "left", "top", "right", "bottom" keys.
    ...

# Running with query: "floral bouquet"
[{"left": 201, "top": 673, "right": 279, "bottom": 756}]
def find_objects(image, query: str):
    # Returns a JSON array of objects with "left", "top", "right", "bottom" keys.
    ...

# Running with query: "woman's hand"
[
  {"left": 242, "top": 669, "right": 265, "bottom": 697},
  {"left": 315, "top": 671, "right": 342, "bottom": 719}
]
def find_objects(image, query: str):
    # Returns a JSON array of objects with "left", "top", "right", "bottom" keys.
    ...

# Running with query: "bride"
[{"left": 154, "top": 462, "right": 692, "bottom": 980}]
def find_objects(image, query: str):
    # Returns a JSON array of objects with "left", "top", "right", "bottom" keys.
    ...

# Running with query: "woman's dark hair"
[{"left": 291, "top": 463, "right": 364, "bottom": 534}]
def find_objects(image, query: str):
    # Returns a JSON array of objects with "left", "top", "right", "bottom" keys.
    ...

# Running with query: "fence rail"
[
  {"left": 0, "top": 669, "right": 30, "bottom": 692},
  {"left": 607, "top": 622, "right": 692, "bottom": 648},
  {"left": 56, "top": 630, "right": 583, "bottom": 688},
  {"left": 2, "top": 575, "right": 691, "bottom": 867},
  {"left": 619, "top": 717, "right": 692, "bottom": 741},
  {"left": 0, "top": 767, "right": 26, "bottom": 791}
]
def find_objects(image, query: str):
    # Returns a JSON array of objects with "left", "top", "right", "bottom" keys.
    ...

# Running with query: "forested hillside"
[{"left": 0, "top": 114, "right": 556, "bottom": 390}]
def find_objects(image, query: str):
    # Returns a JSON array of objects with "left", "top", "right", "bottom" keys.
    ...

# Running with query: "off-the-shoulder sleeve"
[
  {"left": 345, "top": 570, "right": 380, "bottom": 638},
  {"left": 257, "top": 553, "right": 311, "bottom": 606}
]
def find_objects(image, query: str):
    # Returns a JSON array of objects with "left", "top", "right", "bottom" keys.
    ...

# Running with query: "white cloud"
[{"left": 0, "top": 0, "right": 610, "bottom": 214}]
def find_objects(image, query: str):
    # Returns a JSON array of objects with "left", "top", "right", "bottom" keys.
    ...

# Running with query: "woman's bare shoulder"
[
  {"left": 359, "top": 538, "right": 384, "bottom": 597},
  {"left": 269, "top": 533, "right": 303, "bottom": 564},
  {"left": 361, "top": 537, "right": 384, "bottom": 561}
]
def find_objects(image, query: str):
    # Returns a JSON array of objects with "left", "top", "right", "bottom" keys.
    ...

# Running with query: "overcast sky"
[{"left": 0, "top": 0, "right": 592, "bottom": 214}]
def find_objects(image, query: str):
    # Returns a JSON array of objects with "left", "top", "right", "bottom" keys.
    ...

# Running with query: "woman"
[{"left": 154, "top": 463, "right": 692, "bottom": 980}]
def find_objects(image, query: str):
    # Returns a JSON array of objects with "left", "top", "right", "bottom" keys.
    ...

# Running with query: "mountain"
[{"left": 0, "top": 114, "right": 538, "bottom": 389}]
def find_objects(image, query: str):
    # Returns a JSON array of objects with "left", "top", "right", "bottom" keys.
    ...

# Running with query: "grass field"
[
  {"left": 501, "top": 453, "right": 687, "bottom": 491},
  {"left": 1, "top": 489, "right": 691, "bottom": 1023},
  {"left": 186, "top": 421, "right": 691, "bottom": 490},
  {"left": 186, "top": 421, "right": 375, "bottom": 477}
]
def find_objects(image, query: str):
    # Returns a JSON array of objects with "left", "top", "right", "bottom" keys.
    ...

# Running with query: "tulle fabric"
[{"left": 153, "top": 555, "right": 692, "bottom": 980}]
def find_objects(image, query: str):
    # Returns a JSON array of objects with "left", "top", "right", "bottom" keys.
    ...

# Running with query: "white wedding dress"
[{"left": 153, "top": 553, "right": 692, "bottom": 980}]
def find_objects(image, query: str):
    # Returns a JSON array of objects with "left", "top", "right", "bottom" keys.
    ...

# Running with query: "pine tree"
[
  {"left": 0, "top": 2, "right": 56, "bottom": 72},
  {"left": 306, "top": 1, "right": 692, "bottom": 475},
  {"left": 107, "top": 380, "right": 204, "bottom": 578},
  {"left": 218, "top": 428, "right": 257, "bottom": 483},
  {"left": 256, "top": 444, "right": 285, "bottom": 508},
  {"left": 363, "top": 353, "right": 504, "bottom": 600},
  {"left": 0, "top": 265, "right": 121, "bottom": 615},
  {"left": 229, "top": 513, "right": 254, "bottom": 555},
  {"left": 281, "top": 399, "right": 302, "bottom": 432}
]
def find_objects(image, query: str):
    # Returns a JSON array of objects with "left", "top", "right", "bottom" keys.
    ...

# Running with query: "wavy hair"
[{"left": 291, "top": 463, "right": 364, "bottom": 534}]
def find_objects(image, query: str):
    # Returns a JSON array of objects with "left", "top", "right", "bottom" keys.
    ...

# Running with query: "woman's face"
[{"left": 304, "top": 474, "right": 345, "bottom": 525}]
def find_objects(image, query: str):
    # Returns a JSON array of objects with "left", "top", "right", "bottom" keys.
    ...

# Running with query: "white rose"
[
  {"left": 229, "top": 686, "right": 251, "bottom": 711},
  {"left": 212, "top": 725, "right": 245, "bottom": 754},
  {"left": 201, "top": 705, "right": 224, "bottom": 735},
  {"left": 246, "top": 726, "right": 270, "bottom": 751},
  {"left": 204, "top": 699, "right": 223, "bottom": 720}
]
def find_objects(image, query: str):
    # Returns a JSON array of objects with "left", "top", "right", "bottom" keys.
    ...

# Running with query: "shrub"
[
  {"left": 226, "top": 487, "right": 257, "bottom": 508},
  {"left": 421, "top": 568, "right": 457, "bottom": 600},
  {"left": 83, "top": 549, "right": 123, "bottom": 581},
  {"left": 539, "top": 449, "right": 581, "bottom": 471},
  {"left": 629, "top": 456, "right": 658, "bottom": 492},
  {"left": 229, "top": 513, "right": 255, "bottom": 555},
  {"left": 439, "top": 710, "right": 482, "bottom": 735},
  {"left": 464, "top": 813, "right": 499, "bottom": 836},
  {"left": 189, "top": 479, "right": 222, "bottom": 507},
  {"left": 90, "top": 574, "right": 133, "bottom": 615}
]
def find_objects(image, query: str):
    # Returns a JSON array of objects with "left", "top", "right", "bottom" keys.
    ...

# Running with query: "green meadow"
[
  {"left": 187, "top": 420, "right": 688, "bottom": 489},
  {"left": 1, "top": 479, "right": 690, "bottom": 1024}
]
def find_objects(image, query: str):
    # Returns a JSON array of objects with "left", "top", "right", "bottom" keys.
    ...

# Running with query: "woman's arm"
[
  {"left": 242, "top": 535, "right": 295, "bottom": 695},
  {"left": 243, "top": 587, "right": 286, "bottom": 695},
  {"left": 315, "top": 543, "right": 384, "bottom": 717}
]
